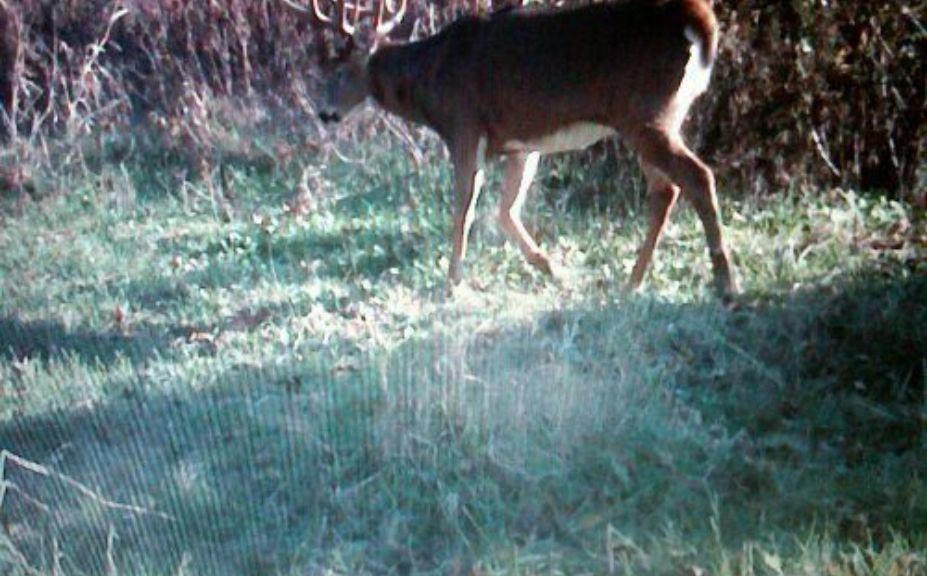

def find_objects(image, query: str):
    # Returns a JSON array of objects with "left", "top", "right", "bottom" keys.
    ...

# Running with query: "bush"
[
  {"left": 707, "top": 1, "right": 924, "bottom": 198},
  {"left": 0, "top": 0, "right": 923, "bottom": 198}
]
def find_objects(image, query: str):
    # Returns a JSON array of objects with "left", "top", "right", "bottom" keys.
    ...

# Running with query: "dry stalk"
[{"left": 0, "top": 449, "right": 174, "bottom": 522}]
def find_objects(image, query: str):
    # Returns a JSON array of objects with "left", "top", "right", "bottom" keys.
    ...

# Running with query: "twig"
[
  {"left": 0, "top": 481, "right": 51, "bottom": 514},
  {"left": 324, "top": 139, "right": 363, "bottom": 164},
  {"left": 105, "top": 525, "right": 118, "bottom": 576},
  {"left": 0, "top": 535, "right": 43, "bottom": 576},
  {"left": 380, "top": 114, "right": 425, "bottom": 169},
  {"left": 901, "top": 6, "right": 927, "bottom": 36},
  {"left": 810, "top": 127, "right": 841, "bottom": 178},
  {"left": 0, "top": 450, "right": 174, "bottom": 521}
]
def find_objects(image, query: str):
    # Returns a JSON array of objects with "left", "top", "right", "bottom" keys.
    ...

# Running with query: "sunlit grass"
[{"left": 0, "top": 136, "right": 925, "bottom": 574}]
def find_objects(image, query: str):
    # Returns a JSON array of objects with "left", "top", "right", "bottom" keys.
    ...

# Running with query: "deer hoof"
[
  {"left": 448, "top": 261, "right": 464, "bottom": 287},
  {"left": 527, "top": 252, "right": 554, "bottom": 277},
  {"left": 714, "top": 272, "right": 740, "bottom": 305}
]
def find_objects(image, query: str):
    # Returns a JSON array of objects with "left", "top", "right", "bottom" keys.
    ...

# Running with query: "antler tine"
[
  {"left": 280, "top": 0, "right": 361, "bottom": 38},
  {"left": 279, "top": 0, "right": 327, "bottom": 22},
  {"left": 310, "top": 0, "right": 333, "bottom": 23},
  {"left": 338, "top": 1, "right": 363, "bottom": 36},
  {"left": 375, "top": 0, "right": 407, "bottom": 38}
]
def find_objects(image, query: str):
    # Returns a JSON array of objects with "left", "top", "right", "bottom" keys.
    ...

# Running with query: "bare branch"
[{"left": 0, "top": 450, "right": 175, "bottom": 522}]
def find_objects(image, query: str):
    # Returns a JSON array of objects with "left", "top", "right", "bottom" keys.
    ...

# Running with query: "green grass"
[{"left": 1, "top": 135, "right": 925, "bottom": 575}]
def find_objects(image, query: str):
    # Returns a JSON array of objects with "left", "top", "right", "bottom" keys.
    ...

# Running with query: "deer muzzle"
[{"left": 319, "top": 110, "right": 342, "bottom": 123}]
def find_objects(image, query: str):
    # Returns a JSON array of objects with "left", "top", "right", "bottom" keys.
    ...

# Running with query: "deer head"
[
  {"left": 317, "top": 55, "right": 368, "bottom": 123},
  {"left": 282, "top": 0, "right": 407, "bottom": 124}
]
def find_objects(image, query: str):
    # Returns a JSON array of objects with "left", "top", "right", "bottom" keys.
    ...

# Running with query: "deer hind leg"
[
  {"left": 448, "top": 136, "right": 487, "bottom": 286},
  {"left": 629, "top": 160, "right": 680, "bottom": 290},
  {"left": 498, "top": 151, "right": 553, "bottom": 276},
  {"left": 635, "top": 130, "right": 738, "bottom": 298}
]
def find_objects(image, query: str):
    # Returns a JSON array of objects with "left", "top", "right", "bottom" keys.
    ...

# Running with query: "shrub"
[{"left": 0, "top": 0, "right": 923, "bottom": 198}]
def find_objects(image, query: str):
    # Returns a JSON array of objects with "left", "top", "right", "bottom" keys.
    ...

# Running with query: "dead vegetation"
[{"left": 0, "top": 0, "right": 923, "bottom": 201}]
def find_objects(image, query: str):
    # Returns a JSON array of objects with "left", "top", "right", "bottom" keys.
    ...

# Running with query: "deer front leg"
[
  {"left": 498, "top": 151, "right": 553, "bottom": 276},
  {"left": 448, "top": 138, "right": 486, "bottom": 287}
]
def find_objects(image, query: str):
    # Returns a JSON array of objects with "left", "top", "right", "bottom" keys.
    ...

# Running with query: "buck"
[{"left": 288, "top": 0, "right": 738, "bottom": 298}]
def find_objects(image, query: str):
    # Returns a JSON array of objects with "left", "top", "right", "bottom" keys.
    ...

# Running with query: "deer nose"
[{"left": 319, "top": 110, "right": 342, "bottom": 124}]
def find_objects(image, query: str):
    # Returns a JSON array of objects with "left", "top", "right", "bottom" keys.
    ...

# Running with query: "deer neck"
[{"left": 367, "top": 43, "right": 436, "bottom": 127}]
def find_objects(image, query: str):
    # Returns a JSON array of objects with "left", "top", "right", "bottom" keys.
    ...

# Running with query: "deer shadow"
[{"left": 0, "top": 315, "right": 172, "bottom": 368}]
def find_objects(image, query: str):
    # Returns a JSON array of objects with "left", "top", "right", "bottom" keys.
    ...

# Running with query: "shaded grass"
[{"left": 0, "top": 137, "right": 925, "bottom": 574}]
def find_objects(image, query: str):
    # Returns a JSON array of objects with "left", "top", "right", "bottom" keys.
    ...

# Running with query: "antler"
[
  {"left": 317, "top": 0, "right": 364, "bottom": 36},
  {"left": 281, "top": 0, "right": 407, "bottom": 51},
  {"left": 375, "top": 0, "right": 407, "bottom": 39},
  {"left": 280, "top": 0, "right": 363, "bottom": 36}
]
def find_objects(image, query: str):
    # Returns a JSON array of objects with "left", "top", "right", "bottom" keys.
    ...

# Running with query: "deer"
[{"left": 286, "top": 0, "right": 738, "bottom": 299}]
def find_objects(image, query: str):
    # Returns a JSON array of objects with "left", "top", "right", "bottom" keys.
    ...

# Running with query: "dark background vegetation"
[{"left": 0, "top": 0, "right": 924, "bottom": 199}]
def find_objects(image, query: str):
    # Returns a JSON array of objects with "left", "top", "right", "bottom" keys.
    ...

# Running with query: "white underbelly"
[{"left": 503, "top": 122, "right": 616, "bottom": 154}]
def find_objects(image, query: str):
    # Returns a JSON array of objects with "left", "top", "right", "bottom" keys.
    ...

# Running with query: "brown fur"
[
  {"left": 324, "top": 0, "right": 737, "bottom": 296},
  {"left": 367, "top": 0, "right": 718, "bottom": 154}
]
